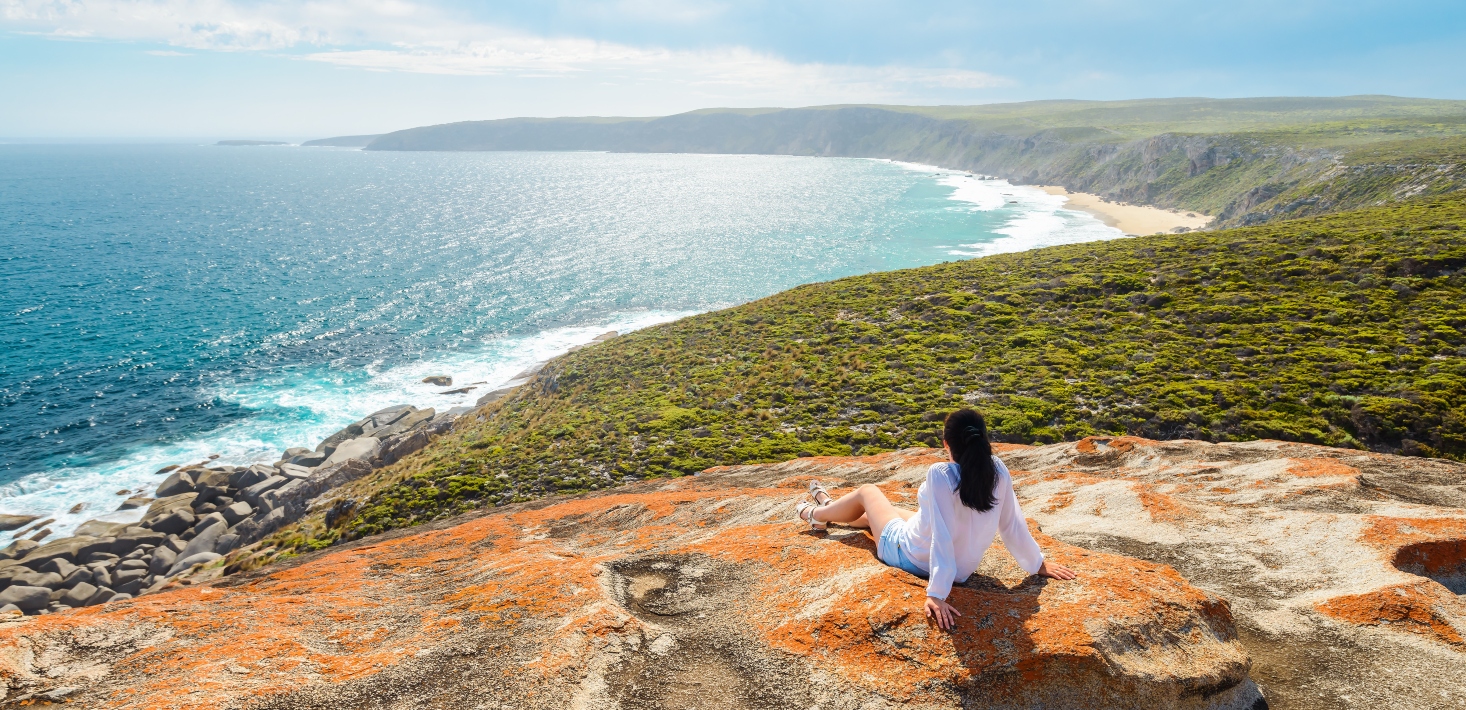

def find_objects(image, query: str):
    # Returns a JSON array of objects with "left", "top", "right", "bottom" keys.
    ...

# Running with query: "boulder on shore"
[
  {"left": 0, "top": 515, "right": 39, "bottom": 532},
  {"left": 315, "top": 406, "right": 416, "bottom": 455},
  {"left": 154, "top": 470, "right": 196, "bottom": 498},
  {"left": 0, "top": 540, "right": 39, "bottom": 561},
  {"left": 285, "top": 450, "right": 328, "bottom": 467},
  {"left": 321, "top": 437, "right": 380, "bottom": 468},
  {"left": 116, "top": 496, "right": 153, "bottom": 511},
  {"left": 0, "top": 586, "right": 50, "bottom": 611},
  {"left": 421, "top": 375, "right": 452, "bottom": 386}
]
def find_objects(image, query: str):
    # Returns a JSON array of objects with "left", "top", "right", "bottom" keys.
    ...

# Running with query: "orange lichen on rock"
[
  {"left": 753, "top": 528, "right": 1244, "bottom": 704},
  {"left": 1284, "top": 458, "right": 1360, "bottom": 479},
  {"left": 1134, "top": 484, "right": 1191, "bottom": 523},
  {"left": 1394, "top": 538, "right": 1466, "bottom": 578},
  {"left": 14, "top": 439, "right": 1464, "bottom": 707},
  {"left": 1362, "top": 515, "right": 1466, "bottom": 552},
  {"left": 990, "top": 442, "right": 1034, "bottom": 454},
  {"left": 1317, "top": 582, "right": 1466, "bottom": 646},
  {"left": 1042, "top": 491, "right": 1076, "bottom": 513},
  {"left": 0, "top": 451, "right": 1259, "bottom": 709},
  {"left": 1074, "top": 436, "right": 1158, "bottom": 455}
]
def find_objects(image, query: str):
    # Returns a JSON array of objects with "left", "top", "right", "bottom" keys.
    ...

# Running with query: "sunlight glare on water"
[{"left": 0, "top": 147, "right": 1120, "bottom": 537}]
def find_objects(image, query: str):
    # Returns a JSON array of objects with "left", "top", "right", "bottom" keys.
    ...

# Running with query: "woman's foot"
[
  {"left": 795, "top": 501, "right": 828, "bottom": 530},
  {"left": 808, "top": 480, "right": 833, "bottom": 506}
]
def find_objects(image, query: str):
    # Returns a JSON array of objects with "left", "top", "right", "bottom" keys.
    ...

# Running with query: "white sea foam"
[
  {"left": 958, "top": 185, "right": 1123, "bottom": 258},
  {"left": 0, "top": 310, "right": 690, "bottom": 542},
  {"left": 883, "top": 159, "right": 1124, "bottom": 257}
]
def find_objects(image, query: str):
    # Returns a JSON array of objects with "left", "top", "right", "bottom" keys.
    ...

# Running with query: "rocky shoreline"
[
  {"left": 0, "top": 402, "right": 468, "bottom": 616},
  {"left": 0, "top": 334, "right": 623, "bottom": 617}
]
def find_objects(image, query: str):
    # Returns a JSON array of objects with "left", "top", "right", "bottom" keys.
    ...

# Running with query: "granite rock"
[{"left": 0, "top": 448, "right": 1263, "bottom": 708}]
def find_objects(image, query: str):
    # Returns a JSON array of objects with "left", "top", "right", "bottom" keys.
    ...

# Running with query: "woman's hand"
[
  {"left": 925, "top": 596, "right": 962, "bottom": 630},
  {"left": 1038, "top": 560, "right": 1077, "bottom": 580}
]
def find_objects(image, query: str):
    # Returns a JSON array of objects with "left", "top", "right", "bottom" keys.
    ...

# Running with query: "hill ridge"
[{"left": 331, "top": 97, "right": 1466, "bottom": 226}]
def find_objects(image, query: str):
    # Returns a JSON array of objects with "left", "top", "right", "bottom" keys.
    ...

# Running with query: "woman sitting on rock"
[{"left": 796, "top": 408, "right": 1076, "bottom": 629}]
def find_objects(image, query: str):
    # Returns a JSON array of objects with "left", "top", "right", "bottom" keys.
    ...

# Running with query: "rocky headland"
[
  {"left": 0, "top": 402, "right": 473, "bottom": 617},
  {"left": 0, "top": 437, "right": 1461, "bottom": 708},
  {"left": 0, "top": 342, "right": 612, "bottom": 620}
]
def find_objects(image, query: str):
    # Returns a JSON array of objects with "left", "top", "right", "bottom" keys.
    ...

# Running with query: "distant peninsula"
[
  {"left": 305, "top": 96, "right": 1466, "bottom": 228},
  {"left": 215, "top": 140, "right": 289, "bottom": 146},
  {"left": 300, "top": 134, "right": 380, "bottom": 147}
]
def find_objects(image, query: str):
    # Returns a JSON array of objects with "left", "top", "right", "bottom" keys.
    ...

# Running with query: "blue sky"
[{"left": 2, "top": 0, "right": 1463, "bottom": 138}]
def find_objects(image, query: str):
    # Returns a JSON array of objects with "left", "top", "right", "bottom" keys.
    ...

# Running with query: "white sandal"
[
  {"left": 796, "top": 501, "right": 828, "bottom": 530},
  {"left": 808, "top": 480, "right": 833, "bottom": 507}
]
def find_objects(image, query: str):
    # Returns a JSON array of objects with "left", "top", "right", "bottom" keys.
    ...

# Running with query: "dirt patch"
[
  {"left": 1240, "top": 619, "right": 1466, "bottom": 710},
  {"left": 604, "top": 641, "right": 813, "bottom": 710},
  {"left": 605, "top": 554, "right": 740, "bottom": 627},
  {"left": 241, "top": 628, "right": 532, "bottom": 710},
  {"left": 599, "top": 553, "right": 816, "bottom": 709}
]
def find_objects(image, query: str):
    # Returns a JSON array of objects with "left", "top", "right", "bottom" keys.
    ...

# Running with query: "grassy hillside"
[
  {"left": 360, "top": 97, "right": 1466, "bottom": 227},
  {"left": 891, "top": 96, "right": 1466, "bottom": 137},
  {"left": 335, "top": 196, "right": 1466, "bottom": 540}
]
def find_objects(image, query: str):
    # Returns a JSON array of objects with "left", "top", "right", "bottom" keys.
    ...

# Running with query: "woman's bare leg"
[{"left": 813, "top": 484, "right": 916, "bottom": 539}]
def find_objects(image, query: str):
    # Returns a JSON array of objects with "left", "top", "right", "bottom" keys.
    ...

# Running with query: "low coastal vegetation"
[{"left": 338, "top": 196, "right": 1466, "bottom": 539}]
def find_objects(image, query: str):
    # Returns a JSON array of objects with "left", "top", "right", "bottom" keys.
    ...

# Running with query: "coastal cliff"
[{"left": 354, "top": 97, "right": 1466, "bottom": 227}]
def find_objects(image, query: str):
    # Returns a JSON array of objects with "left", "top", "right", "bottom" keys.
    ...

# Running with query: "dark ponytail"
[{"left": 943, "top": 408, "right": 997, "bottom": 512}]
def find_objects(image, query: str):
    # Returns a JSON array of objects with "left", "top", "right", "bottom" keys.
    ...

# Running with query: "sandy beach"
[{"left": 1037, "top": 186, "right": 1213, "bottom": 236}]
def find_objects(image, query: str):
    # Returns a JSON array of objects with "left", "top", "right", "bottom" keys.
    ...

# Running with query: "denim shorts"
[{"left": 877, "top": 518, "right": 928, "bottom": 578}]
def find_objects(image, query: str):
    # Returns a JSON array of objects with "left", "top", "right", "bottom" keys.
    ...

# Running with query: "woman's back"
[
  {"left": 896, "top": 457, "right": 1045, "bottom": 599},
  {"left": 795, "top": 407, "right": 1075, "bottom": 629}
]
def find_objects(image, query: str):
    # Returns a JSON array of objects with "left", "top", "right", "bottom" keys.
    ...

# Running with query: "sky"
[{"left": 1, "top": 0, "right": 1464, "bottom": 139}]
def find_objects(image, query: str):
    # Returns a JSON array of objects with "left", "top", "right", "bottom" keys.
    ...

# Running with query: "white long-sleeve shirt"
[{"left": 894, "top": 457, "right": 1045, "bottom": 600}]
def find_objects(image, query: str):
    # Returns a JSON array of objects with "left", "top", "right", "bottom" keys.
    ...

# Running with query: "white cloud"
[
  {"left": 0, "top": 0, "right": 1009, "bottom": 102},
  {"left": 300, "top": 42, "right": 1007, "bottom": 100},
  {"left": 567, "top": 0, "right": 731, "bottom": 25},
  {"left": 1, "top": 0, "right": 416, "bottom": 50}
]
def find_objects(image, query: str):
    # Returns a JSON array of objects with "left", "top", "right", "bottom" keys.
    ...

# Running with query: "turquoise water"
[{"left": 0, "top": 146, "right": 1119, "bottom": 536}]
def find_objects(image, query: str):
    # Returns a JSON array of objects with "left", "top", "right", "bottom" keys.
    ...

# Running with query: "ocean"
[{"left": 0, "top": 145, "right": 1121, "bottom": 539}]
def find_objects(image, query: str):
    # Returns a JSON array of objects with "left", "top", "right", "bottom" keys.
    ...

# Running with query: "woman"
[{"left": 796, "top": 408, "right": 1076, "bottom": 629}]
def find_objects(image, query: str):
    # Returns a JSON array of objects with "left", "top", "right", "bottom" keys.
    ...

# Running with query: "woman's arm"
[
  {"left": 924, "top": 464, "right": 960, "bottom": 602},
  {"left": 996, "top": 459, "right": 1076, "bottom": 580}
]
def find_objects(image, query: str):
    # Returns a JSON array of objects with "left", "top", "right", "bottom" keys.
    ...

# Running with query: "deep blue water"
[{"left": 0, "top": 146, "right": 1118, "bottom": 536}]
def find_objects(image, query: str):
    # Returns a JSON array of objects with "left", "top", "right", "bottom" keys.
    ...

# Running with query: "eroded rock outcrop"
[
  {"left": 0, "top": 448, "right": 1259, "bottom": 709},
  {"left": 0, "top": 404, "right": 472, "bottom": 617},
  {"left": 997, "top": 437, "right": 1466, "bottom": 709}
]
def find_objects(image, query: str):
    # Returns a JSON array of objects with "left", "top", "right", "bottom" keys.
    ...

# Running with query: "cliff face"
[
  {"left": 2, "top": 437, "right": 1462, "bottom": 708},
  {"left": 361, "top": 101, "right": 1466, "bottom": 227}
]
